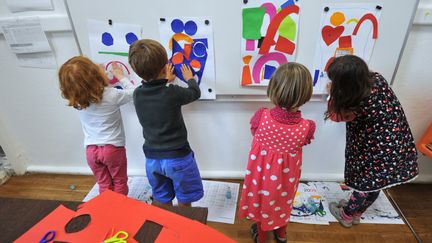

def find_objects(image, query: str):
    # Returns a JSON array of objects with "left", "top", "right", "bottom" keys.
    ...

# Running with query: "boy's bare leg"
[{"left": 178, "top": 202, "right": 191, "bottom": 207}]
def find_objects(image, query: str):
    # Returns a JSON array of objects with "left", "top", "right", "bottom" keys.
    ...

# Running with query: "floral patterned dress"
[
  {"left": 239, "top": 107, "right": 315, "bottom": 231},
  {"left": 342, "top": 73, "right": 419, "bottom": 191}
]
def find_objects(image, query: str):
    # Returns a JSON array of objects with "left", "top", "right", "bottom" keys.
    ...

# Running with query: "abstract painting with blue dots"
[
  {"left": 159, "top": 17, "right": 216, "bottom": 100},
  {"left": 87, "top": 19, "right": 142, "bottom": 86}
]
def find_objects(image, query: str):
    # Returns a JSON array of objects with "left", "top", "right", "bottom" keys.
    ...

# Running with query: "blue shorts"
[{"left": 146, "top": 152, "right": 204, "bottom": 204}]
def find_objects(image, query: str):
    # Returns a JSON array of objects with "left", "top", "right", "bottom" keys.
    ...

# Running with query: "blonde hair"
[
  {"left": 267, "top": 62, "right": 313, "bottom": 109},
  {"left": 58, "top": 56, "right": 107, "bottom": 110},
  {"left": 128, "top": 39, "right": 168, "bottom": 81}
]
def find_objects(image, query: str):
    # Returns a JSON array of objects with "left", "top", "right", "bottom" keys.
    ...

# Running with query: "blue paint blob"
[
  {"left": 281, "top": 0, "right": 295, "bottom": 9},
  {"left": 184, "top": 21, "right": 198, "bottom": 36},
  {"left": 313, "top": 70, "right": 320, "bottom": 86},
  {"left": 125, "top": 32, "right": 138, "bottom": 45},
  {"left": 171, "top": 19, "right": 184, "bottom": 33},
  {"left": 102, "top": 32, "right": 114, "bottom": 46},
  {"left": 264, "top": 65, "right": 277, "bottom": 79},
  {"left": 192, "top": 41, "right": 207, "bottom": 58}
]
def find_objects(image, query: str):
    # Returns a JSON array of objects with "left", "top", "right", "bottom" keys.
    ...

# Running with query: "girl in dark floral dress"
[{"left": 325, "top": 55, "right": 419, "bottom": 227}]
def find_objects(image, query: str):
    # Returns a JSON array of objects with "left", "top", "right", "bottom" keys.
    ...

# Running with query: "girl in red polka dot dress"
[{"left": 239, "top": 63, "right": 316, "bottom": 243}]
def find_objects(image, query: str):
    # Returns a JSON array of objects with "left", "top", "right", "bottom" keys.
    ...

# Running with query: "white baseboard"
[
  {"left": 26, "top": 165, "right": 343, "bottom": 180},
  {"left": 26, "top": 165, "right": 432, "bottom": 183}
]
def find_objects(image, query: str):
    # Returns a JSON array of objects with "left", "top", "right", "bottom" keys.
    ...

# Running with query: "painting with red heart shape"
[{"left": 321, "top": 25, "right": 344, "bottom": 46}]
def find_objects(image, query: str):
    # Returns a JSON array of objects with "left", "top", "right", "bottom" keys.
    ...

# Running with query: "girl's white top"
[{"left": 79, "top": 77, "right": 136, "bottom": 147}]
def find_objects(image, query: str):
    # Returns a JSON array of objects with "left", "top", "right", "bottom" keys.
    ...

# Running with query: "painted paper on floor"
[{"left": 309, "top": 182, "right": 404, "bottom": 224}]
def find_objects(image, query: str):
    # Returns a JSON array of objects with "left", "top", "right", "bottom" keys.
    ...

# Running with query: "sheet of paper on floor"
[
  {"left": 83, "top": 177, "right": 153, "bottom": 203},
  {"left": 309, "top": 182, "right": 404, "bottom": 224},
  {"left": 289, "top": 183, "right": 335, "bottom": 225},
  {"left": 180, "top": 180, "right": 240, "bottom": 224},
  {"left": 83, "top": 177, "right": 239, "bottom": 224}
]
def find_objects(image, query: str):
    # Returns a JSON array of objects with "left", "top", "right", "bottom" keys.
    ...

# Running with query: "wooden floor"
[{"left": 0, "top": 174, "right": 430, "bottom": 243}]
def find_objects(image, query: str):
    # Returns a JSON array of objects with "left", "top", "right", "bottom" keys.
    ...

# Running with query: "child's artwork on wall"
[
  {"left": 87, "top": 19, "right": 141, "bottom": 87},
  {"left": 240, "top": 0, "right": 300, "bottom": 86},
  {"left": 313, "top": 3, "right": 382, "bottom": 93},
  {"left": 159, "top": 17, "right": 216, "bottom": 100}
]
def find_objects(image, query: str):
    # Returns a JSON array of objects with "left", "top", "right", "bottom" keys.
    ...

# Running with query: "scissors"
[
  {"left": 103, "top": 229, "right": 128, "bottom": 243},
  {"left": 39, "top": 230, "right": 55, "bottom": 243}
]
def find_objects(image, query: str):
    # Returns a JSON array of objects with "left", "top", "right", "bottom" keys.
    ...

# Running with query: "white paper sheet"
[
  {"left": 310, "top": 182, "right": 404, "bottom": 224},
  {"left": 83, "top": 178, "right": 240, "bottom": 224},
  {"left": 290, "top": 182, "right": 403, "bottom": 225},
  {"left": 83, "top": 177, "right": 153, "bottom": 203},
  {"left": 87, "top": 19, "right": 142, "bottom": 86},
  {"left": 189, "top": 180, "right": 240, "bottom": 224},
  {"left": 240, "top": 0, "right": 300, "bottom": 87},
  {"left": 159, "top": 17, "right": 216, "bottom": 100},
  {"left": 16, "top": 52, "right": 56, "bottom": 69},
  {"left": 1, "top": 17, "right": 52, "bottom": 54},
  {"left": 6, "top": 0, "right": 53, "bottom": 12},
  {"left": 312, "top": 3, "right": 382, "bottom": 94},
  {"left": 290, "top": 183, "right": 335, "bottom": 225}
]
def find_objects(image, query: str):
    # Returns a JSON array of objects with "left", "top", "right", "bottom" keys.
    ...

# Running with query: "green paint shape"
[
  {"left": 279, "top": 15, "right": 296, "bottom": 41},
  {"left": 242, "top": 7, "right": 266, "bottom": 40},
  {"left": 98, "top": 51, "right": 129, "bottom": 57}
]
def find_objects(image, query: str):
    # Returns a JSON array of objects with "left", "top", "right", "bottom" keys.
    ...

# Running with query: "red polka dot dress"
[{"left": 239, "top": 107, "right": 315, "bottom": 231}]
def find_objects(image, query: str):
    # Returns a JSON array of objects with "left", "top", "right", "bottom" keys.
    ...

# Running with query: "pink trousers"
[{"left": 86, "top": 145, "right": 128, "bottom": 195}]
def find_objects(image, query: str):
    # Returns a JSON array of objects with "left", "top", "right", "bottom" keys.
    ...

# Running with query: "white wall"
[
  {"left": 392, "top": 0, "right": 432, "bottom": 181},
  {"left": 0, "top": 0, "right": 431, "bottom": 182}
]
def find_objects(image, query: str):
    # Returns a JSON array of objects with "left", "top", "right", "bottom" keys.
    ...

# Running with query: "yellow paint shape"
[
  {"left": 346, "top": 18, "right": 359, "bottom": 25},
  {"left": 330, "top": 12, "right": 345, "bottom": 26}
]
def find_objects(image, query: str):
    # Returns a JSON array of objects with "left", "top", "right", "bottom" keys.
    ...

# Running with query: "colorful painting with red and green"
[{"left": 241, "top": 0, "right": 300, "bottom": 86}]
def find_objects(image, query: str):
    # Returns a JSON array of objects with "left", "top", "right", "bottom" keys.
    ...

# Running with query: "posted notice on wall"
[
  {"left": 0, "top": 17, "right": 56, "bottom": 68},
  {"left": 6, "top": 0, "right": 54, "bottom": 13}
]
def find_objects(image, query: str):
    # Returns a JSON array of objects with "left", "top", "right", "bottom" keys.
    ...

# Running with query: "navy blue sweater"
[{"left": 133, "top": 78, "right": 200, "bottom": 159}]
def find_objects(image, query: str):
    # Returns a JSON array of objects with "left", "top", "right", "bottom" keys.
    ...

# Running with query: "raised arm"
[
  {"left": 111, "top": 62, "right": 137, "bottom": 106},
  {"left": 172, "top": 64, "right": 201, "bottom": 105}
]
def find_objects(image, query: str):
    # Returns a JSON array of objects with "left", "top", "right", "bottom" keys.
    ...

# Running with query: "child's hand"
[
  {"left": 166, "top": 63, "right": 176, "bottom": 83},
  {"left": 110, "top": 62, "right": 125, "bottom": 80},
  {"left": 98, "top": 64, "right": 106, "bottom": 74},
  {"left": 181, "top": 64, "right": 194, "bottom": 81},
  {"left": 326, "top": 82, "right": 332, "bottom": 94}
]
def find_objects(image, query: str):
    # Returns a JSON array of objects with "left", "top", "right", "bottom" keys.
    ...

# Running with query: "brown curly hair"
[{"left": 58, "top": 56, "right": 107, "bottom": 109}]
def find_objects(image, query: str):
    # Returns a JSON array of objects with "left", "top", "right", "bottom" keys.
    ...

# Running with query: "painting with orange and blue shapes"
[
  {"left": 241, "top": 0, "right": 300, "bottom": 87},
  {"left": 312, "top": 3, "right": 381, "bottom": 94},
  {"left": 87, "top": 19, "right": 141, "bottom": 88},
  {"left": 159, "top": 17, "right": 216, "bottom": 100}
]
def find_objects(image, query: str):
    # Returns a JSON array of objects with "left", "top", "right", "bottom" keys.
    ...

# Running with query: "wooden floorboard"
[{"left": 0, "top": 173, "right": 429, "bottom": 243}]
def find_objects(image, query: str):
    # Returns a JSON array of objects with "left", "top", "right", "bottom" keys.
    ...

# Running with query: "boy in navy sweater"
[{"left": 129, "top": 39, "right": 203, "bottom": 207}]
